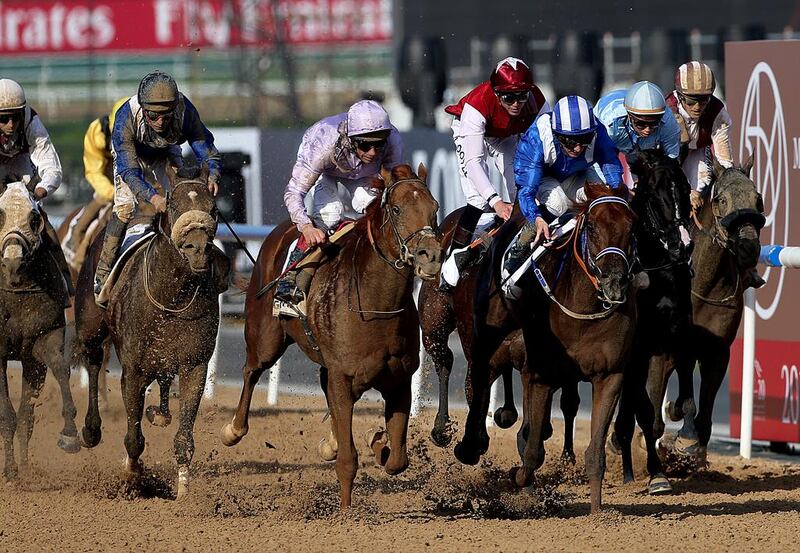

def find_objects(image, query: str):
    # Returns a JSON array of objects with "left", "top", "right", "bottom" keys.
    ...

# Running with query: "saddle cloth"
[
  {"left": 62, "top": 204, "right": 112, "bottom": 270},
  {"left": 95, "top": 222, "right": 156, "bottom": 305}
]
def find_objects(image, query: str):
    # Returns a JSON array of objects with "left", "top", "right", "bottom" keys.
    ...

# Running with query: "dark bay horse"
[
  {"left": 454, "top": 184, "right": 636, "bottom": 513},
  {"left": 221, "top": 164, "right": 442, "bottom": 508},
  {"left": 610, "top": 150, "right": 694, "bottom": 494},
  {"left": 666, "top": 158, "right": 763, "bottom": 458},
  {"left": 74, "top": 165, "right": 229, "bottom": 498},
  {"left": 418, "top": 208, "right": 524, "bottom": 448},
  {"left": 0, "top": 181, "right": 80, "bottom": 479}
]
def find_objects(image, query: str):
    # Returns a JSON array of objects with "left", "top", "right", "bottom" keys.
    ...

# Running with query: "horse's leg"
[
  {"left": 514, "top": 377, "right": 552, "bottom": 487},
  {"left": 221, "top": 330, "right": 289, "bottom": 447},
  {"left": 80, "top": 338, "right": 108, "bottom": 448},
  {"left": 121, "top": 369, "right": 147, "bottom": 477},
  {"left": 33, "top": 328, "right": 80, "bottom": 453},
  {"left": 493, "top": 365, "right": 519, "bottom": 429},
  {"left": 454, "top": 352, "right": 492, "bottom": 465},
  {"left": 0, "top": 358, "right": 18, "bottom": 480},
  {"left": 146, "top": 373, "right": 174, "bottom": 427},
  {"left": 694, "top": 344, "right": 729, "bottom": 454},
  {"left": 370, "top": 378, "right": 411, "bottom": 475},
  {"left": 516, "top": 368, "right": 531, "bottom": 459},
  {"left": 612, "top": 375, "right": 638, "bottom": 484},
  {"left": 560, "top": 380, "right": 580, "bottom": 464},
  {"left": 16, "top": 357, "right": 48, "bottom": 471},
  {"left": 174, "top": 364, "right": 207, "bottom": 499},
  {"left": 645, "top": 353, "right": 672, "bottom": 442},
  {"left": 585, "top": 373, "right": 624, "bottom": 514},
  {"left": 635, "top": 371, "right": 671, "bottom": 495},
  {"left": 328, "top": 373, "right": 357, "bottom": 509},
  {"left": 98, "top": 344, "right": 111, "bottom": 410},
  {"left": 420, "top": 283, "right": 457, "bottom": 447},
  {"left": 672, "top": 351, "right": 699, "bottom": 456},
  {"left": 316, "top": 367, "right": 340, "bottom": 461}
]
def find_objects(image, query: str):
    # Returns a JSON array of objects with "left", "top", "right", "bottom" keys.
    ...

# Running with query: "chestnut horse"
[
  {"left": 221, "top": 164, "right": 442, "bottom": 508},
  {"left": 74, "top": 165, "right": 229, "bottom": 498},
  {"left": 0, "top": 181, "right": 80, "bottom": 480},
  {"left": 666, "top": 159, "right": 763, "bottom": 458},
  {"left": 454, "top": 184, "right": 636, "bottom": 513}
]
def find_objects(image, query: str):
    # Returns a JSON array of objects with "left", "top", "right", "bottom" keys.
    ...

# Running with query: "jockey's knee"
[
  {"left": 315, "top": 202, "right": 343, "bottom": 232},
  {"left": 113, "top": 202, "right": 135, "bottom": 224},
  {"left": 542, "top": 189, "right": 570, "bottom": 218}
]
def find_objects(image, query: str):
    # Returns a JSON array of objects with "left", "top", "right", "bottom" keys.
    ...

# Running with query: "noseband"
[{"left": 368, "top": 177, "right": 436, "bottom": 270}]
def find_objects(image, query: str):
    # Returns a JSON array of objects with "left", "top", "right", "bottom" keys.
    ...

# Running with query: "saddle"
[{"left": 95, "top": 221, "right": 156, "bottom": 306}]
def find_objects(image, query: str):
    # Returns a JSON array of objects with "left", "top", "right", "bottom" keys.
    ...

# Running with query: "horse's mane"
[
  {"left": 357, "top": 164, "right": 418, "bottom": 230},
  {"left": 572, "top": 182, "right": 626, "bottom": 213}
]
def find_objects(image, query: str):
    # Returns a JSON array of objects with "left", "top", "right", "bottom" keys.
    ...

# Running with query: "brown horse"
[
  {"left": 74, "top": 165, "right": 229, "bottom": 498},
  {"left": 0, "top": 181, "right": 80, "bottom": 480},
  {"left": 221, "top": 164, "right": 442, "bottom": 508},
  {"left": 454, "top": 184, "right": 636, "bottom": 513},
  {"left": 665, "top": 158, "right": 763, "bottom": 457}
]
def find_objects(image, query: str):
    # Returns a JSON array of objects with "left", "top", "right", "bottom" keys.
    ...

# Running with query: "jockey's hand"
[
  {"left": 690, "top": 190, "right": 704, "bottom": 211},
  {"left": 533, "top": 216, "right": 550, "bottom": 244},
  {"left": 150, "top": 194, "right": 167, "bottom": 213},
  {"left": 300, "top": 223, "right": 327, "bottom": 247},
  {"left": 493, "top": 200, "right": 513, "bottom": 221},
  {"left": 33, "top": 187, "right": 47, "bottom": 201},
  {"left": 207, "top": 179, "right": 218, "bottom": 197},
  {"left": 675, "top": 113, "right": 690, "bottom": 145}
]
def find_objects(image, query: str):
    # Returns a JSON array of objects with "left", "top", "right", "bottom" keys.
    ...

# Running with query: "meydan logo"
[{"left": 739, "top": 61, "right": 790, "bottom": 320}]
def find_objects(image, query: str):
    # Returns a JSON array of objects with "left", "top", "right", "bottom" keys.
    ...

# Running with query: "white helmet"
[
  {"left": 346, "top": 100, "right": 392, "bottom": 138},
  {"left": 0, "top": 79, "right": 26, "bottom": 111}
]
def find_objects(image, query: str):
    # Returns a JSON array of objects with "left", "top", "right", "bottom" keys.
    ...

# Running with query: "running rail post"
[
  {"left": 740, "top": 287, "right": 756, "bottom": 459},
  {"left": 411, "top": 281, "right": 423, "bottom": 418},
  {"left": 204, "top": 239, "right": 225, "bottom": 399},
  {"left": 267, "top": 359, "right": 281, "bottom": 406},
  {"left": 487, "top": 380, "right": 501, "bottom": 428}
]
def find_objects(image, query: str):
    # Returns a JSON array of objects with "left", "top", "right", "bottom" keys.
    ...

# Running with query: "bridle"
[{"left": 366, "top": 177, "right": 437, "bottom": 271}]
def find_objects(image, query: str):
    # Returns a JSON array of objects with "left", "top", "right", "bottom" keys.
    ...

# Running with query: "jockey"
[
  {"left": 505, "top": 95, "right": 623, "bottom": 275},
  {"left": 275, "top": 99, "right": 403, "bottom": 313},
  {"left": 94, "top": 71, "right": 221, "bottom": 304},
  {"left": 439, "top": 57, "right": 549, "bottom": 291},
  {"left": 666, "top": 61, "right": 733, "bottom": 208},
  {"left": 0, "top": 78, "right": 73, "bottom": 301},
  {"left": 595, "top": 81, "right": 681, "bottom": 164},
  {"left": 64, "top": 97, "right": 128, "bottom": 259}
]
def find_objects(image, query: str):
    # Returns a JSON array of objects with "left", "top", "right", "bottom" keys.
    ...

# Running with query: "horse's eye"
[{"left": 392, "top": 206, "right": 401, "bottom": 215}]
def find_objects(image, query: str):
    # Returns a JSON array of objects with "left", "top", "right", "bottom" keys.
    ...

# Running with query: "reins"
[{"left": 142, "top": 236, "right": 202, "bottom": 314}]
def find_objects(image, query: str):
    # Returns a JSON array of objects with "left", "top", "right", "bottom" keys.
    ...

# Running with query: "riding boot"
[
  {"left": 94, "top": 214, "right": 127, "bottom": 307},
  {"left": 65, "top": 197, "right": 106, "bottom": 259},
  {"left": 503, "top": 221, "right": 537, "bottom": 277},
  {"left": 274, "top": 245, "right": 312, "bottom": 317},
  {"left": 41, "top": 217, "right": 75, "bottom": 307},
  {"left": 439, "top": 204, "right": 483, "bottom": 293}
]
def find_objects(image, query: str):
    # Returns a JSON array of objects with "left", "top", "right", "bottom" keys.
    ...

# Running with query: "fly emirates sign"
[{"left": 0, "top": 0, "right": 391, "bottom": 54}]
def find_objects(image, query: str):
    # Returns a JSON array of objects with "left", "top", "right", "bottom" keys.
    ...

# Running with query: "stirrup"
[{"left": 272, "top": 296, "right": 307, "bottom": 318}]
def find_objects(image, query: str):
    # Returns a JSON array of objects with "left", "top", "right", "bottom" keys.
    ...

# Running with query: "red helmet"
[{"left": 490, "top": 57, "right": 534, "bottom": 92}]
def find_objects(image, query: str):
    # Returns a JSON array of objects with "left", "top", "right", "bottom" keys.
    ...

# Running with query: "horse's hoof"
[
  {"left": 665, "top": 401, "right": 683, "bottom": 422},
  {"left": 145, "top": 406, "right": 172, "bottom": 427},
  {"left": 3, "top": 464, "right": 18, "bottom": 482},
  {"left": 648, "top": 474, "right": 672, "bottom": 495},
  {"left": 176, "top": 466, "right": 189, "bottom": 499},
  {"left": 430, "top": 426, "right": 453, "bottom": 448},
  {"left": 125, "top": 457, "right": 143, "bottom": 476},
  {"left": 453, "top": 441, "right": 481, "bottom": 466},
  {"left": 317, "top": 438, "right": 338, "bottom": 462},
  {"left": 220, "top": 422, "right": 247, "bottom": 447},
  {"left": 493, "top": 407, "right": 518, "bottom": 429},
  {"left": 512, "top": 466, "right": 534, "bottom": 487},
  {"left": 561, "top": 451, "right": 576, "bottom": 465},
  {"left": 80, "top": 426, "right": 101, "bottom": 449},
  {"left": 57, "top": 434, "right": 81, "bottom": 454},
  {"left": 674, "top": 435, "right": 700, "bottom": 457},
  {"left": 365, "top": 427, "right": 389, "bottom": 450}
]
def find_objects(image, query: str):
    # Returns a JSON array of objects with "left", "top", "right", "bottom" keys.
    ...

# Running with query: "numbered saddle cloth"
[{"left": 95, "top": 222, "right": 156, "bottom": 305}]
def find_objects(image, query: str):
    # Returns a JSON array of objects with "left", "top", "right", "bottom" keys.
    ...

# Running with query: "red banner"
[{"left": 0, "top": 0, "right": 392, "bottom": 54}]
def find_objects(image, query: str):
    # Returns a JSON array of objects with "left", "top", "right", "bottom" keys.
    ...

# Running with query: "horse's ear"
[
  {"left": 713, "top": 157, "right": 725, "bottom": 179},
  {"left": 417, "top": 163, "right": 428, "bottom": 183},
  {"left": 380, "top": 165, "right": 393, "bottom": 186},
  {"left": 742, "top": 154, "right": 754, "bottom": 178}
]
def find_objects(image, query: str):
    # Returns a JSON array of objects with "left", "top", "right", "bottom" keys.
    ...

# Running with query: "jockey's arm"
[
  {"left": 513, "top": 127, "right": 544, "bottom": 222},
  {"left": 284, "top": 129, "right": 327, "bottom": 231},
  {"left": 26, "top": 113, "right": 63, "bottom": 199},
  {"left": 659, "top": 111, "right": 682, "bottom": 160},
  {"left": 457, "top": 104, "right": 504, "bottom": 209},
  {"left": 711, "top": 107, "right": 734, "bottom": 168},
  {"left": 112, "top": 105, "right": 158, "bottom": 202},
  {"left": 593, "top": 127, "right": 624, "bottom": 189},
  {"left": 182, "top": 98, "right": 222, "bottom": 184},
  {"left": 83, "top": 118, "right": 115, "bottom": 202}
]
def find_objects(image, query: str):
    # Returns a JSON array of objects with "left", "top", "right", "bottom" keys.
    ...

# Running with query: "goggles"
[
  {"left": 629, "top": 114, "right": 661, "bottom": 131},
  {"left": 556, "top": 132, "right": 595, "bottom": 149},
  {"left": 0, "top": 112, "right": 21, "bottom": 125},
  {"left": 352, "top": 138, "right": 388, "bottom": 152},
  {"left": 497, "top": 90, "right": 530, "bottom": 105},
  {"left": 144, "top": 108, "right": 175, "bottom": 122},
  {"left": 678, "top": 92, "right": 711, "bottom": 107}
]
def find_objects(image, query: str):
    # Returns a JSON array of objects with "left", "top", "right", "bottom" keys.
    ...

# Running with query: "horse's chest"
[{"left": 0, "top": 294, "right": 62, "bottom": 354}]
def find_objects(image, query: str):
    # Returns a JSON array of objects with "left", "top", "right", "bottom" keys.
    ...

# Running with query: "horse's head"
[
  {"left": 0, "top": 180, "right": 44, "bottom": 286},
  {"left": 578, "top": 183, "right": 635, "bottom": 305},
  {"left": 367, "top": 163, "right": 442, "bottom": 280},
  {"left": 706, "top": 157, "right": 764, "bottom": 269},
  {"left": 629, "top": 149, "right": 692, "bottom": 265},
  {"left": 163, "top": 164, "right": 218, "bottom": 273}
]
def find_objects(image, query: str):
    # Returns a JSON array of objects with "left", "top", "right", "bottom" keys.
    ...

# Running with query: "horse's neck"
[
  {"left": 692, "top": 202, "right": 738, "bottom": 296},
  {"left": 145, "top": 235, "right": 201, "bottom": 299},
  {"left": 355, "top": 221, "right": 414, "bottom": 307},
  {"left": 545, "top": 240, "right": 600, "bottom": 308}
]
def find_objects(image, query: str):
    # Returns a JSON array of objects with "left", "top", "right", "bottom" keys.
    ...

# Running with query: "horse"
[
  {"left": 454, "top": 183, "right": 636, "bottom": 514},
  {"left": 73, "top": 164, "right": 229, "bottom": 498},
  {"left": 418, "top": 208, "right": 523, "bottom": 448},
  {"left": 220, "top": 164, "right": 442, "bottom": 509},
  {"left": 609, "top": 150, "right": 694, "bottom": 494},
  {"left": 0, "top": 180, "right": 80, "bottom": 479},
  {"left": 665, "top": 158, "right": 763, "bottom": 458}
]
